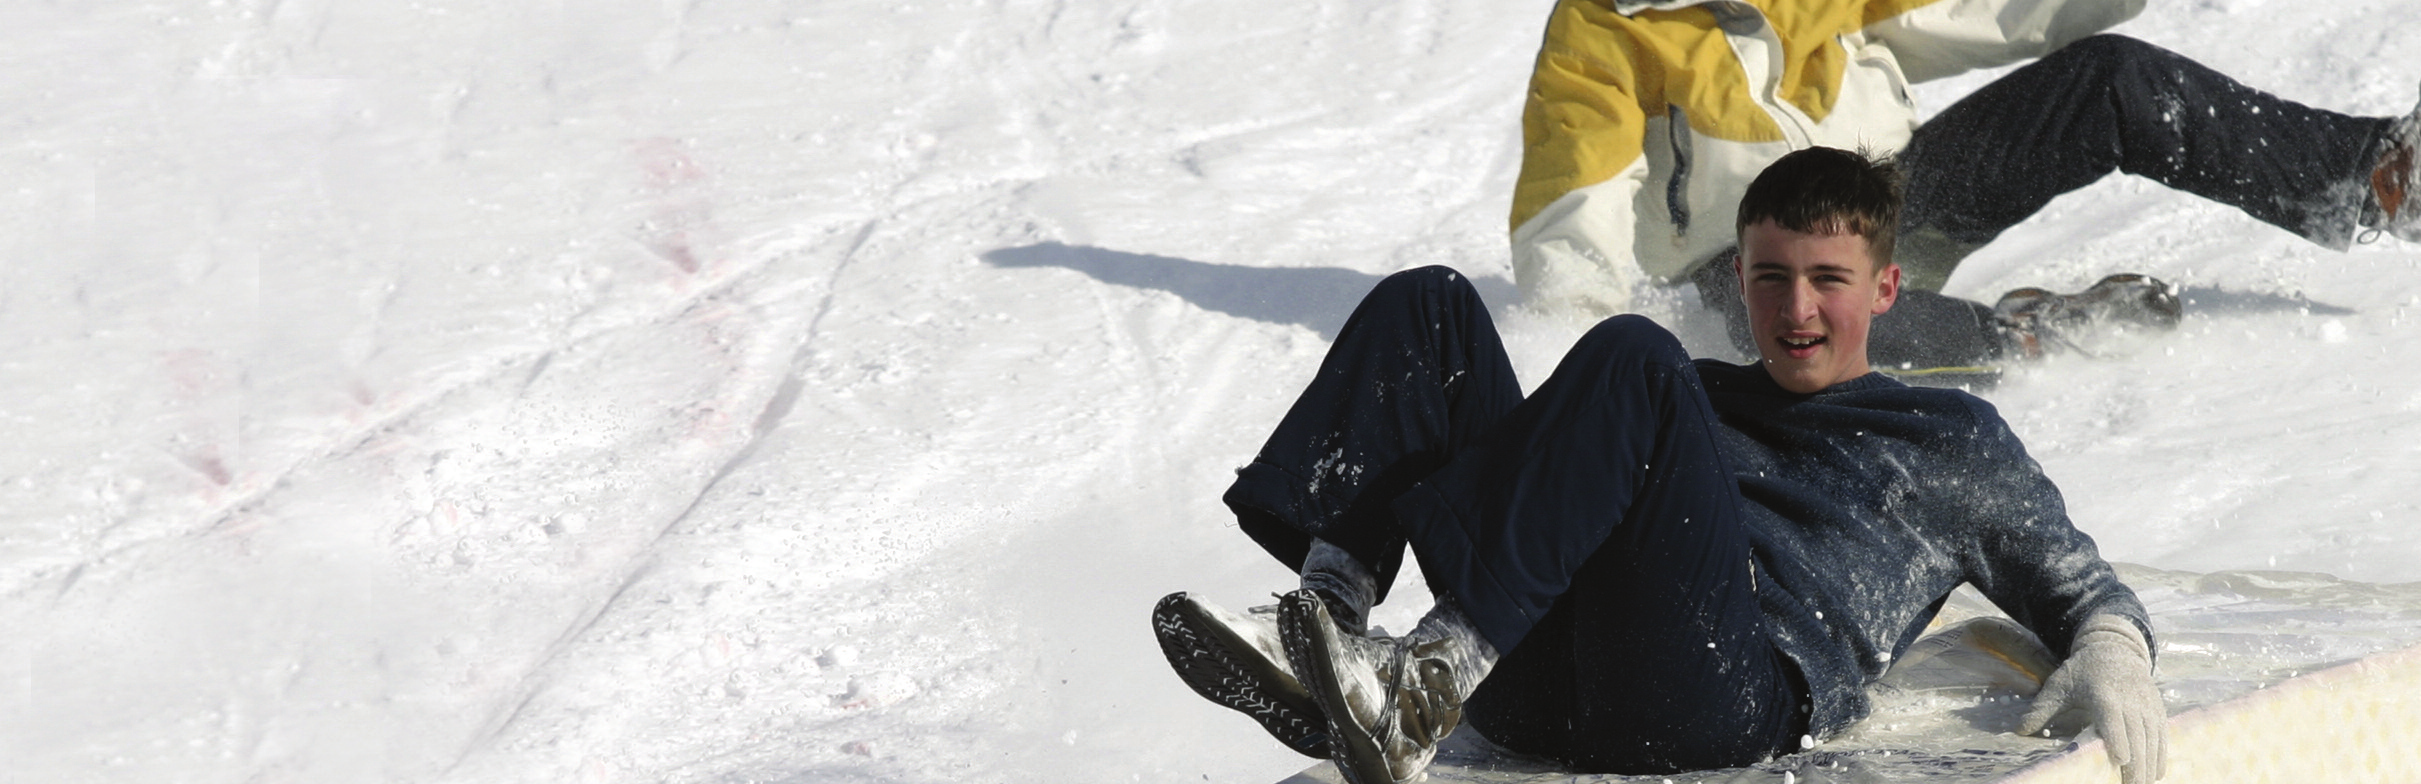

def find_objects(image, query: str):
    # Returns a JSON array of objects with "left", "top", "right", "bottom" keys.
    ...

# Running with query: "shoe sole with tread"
[{"left": 1153, "top": 592, "right": 1330, "bottom": 758}]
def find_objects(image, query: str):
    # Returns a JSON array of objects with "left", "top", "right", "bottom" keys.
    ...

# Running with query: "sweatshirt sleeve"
[
  {"left": 1939, "top": 397, "right": 2154, "bottom": 658},
  {"left": 1860, "top": 0, "right": 2147, "bottom": 83}
]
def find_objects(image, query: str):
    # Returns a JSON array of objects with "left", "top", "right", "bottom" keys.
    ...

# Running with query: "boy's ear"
[{"left": 1872, "top": 262, "right": 1902, "bottom": 315}]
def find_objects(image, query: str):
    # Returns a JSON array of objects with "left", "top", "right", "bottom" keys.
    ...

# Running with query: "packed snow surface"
[{"left": 3, "top": 1, "right": 2418, "bottom": 782}]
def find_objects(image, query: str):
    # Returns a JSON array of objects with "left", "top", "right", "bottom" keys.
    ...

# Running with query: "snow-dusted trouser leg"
[
  {"left": 1392, "top": 316, "right": 1807, "bottom": 774},
  {"left": 1899, "top": 33, "right": 2395, "bottom": 281},
  {"left": 1222, "top": 265, "right": 1523, "bottom": 604}
]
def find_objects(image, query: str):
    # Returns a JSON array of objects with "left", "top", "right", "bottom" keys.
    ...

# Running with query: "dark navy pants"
[
  {"left": 1698, "top": 34, "right": 2394, "bottom": 370},
  {"left": 1224, "top": 267, "right": 1805, "bottom": 773}
]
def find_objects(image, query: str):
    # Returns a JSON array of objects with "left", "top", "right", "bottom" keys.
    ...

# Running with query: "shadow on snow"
[
  {"left": 981, "top": 241, "right": 1517, "bottom": 341},
  {"left": 2174, "top": 285, "right": 2356, "bottom": 316}
]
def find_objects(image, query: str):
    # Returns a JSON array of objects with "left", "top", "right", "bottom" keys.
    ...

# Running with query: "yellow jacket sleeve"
[
  {"left": 1511, "top": 1, "right": 1656, "bottom": 237},
  {"left": 1507, "top": 0, "right": 1669, "bottom": 315}
]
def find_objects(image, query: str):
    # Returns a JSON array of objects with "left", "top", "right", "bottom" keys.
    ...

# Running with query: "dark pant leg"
[
  {"left": 1465, "top": 547, "right": 1805, "bottom": 773},
  {"left": 1222, "top": 265, "right": 1523, "bottom": 599},
  {"left": 1901, "top": 34, "right": 2393, "bottom": 266},
  {"left": 1690, "top": 251, "right": 2009, "bottom": 371},
  {"left": 1391, "top": 316, "right": 1805, "bottom": 772}
]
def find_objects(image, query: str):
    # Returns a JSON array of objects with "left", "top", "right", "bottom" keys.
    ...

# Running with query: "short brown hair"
[{"left": 1735, "top": 147, "right": 1901, "bottom": 266}]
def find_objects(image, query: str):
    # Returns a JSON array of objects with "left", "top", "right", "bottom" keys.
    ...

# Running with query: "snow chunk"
[{"left": 835, "top": 672, "right": 919, "bottom": 710}]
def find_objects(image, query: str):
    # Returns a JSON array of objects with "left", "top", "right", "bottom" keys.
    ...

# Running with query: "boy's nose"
[{"left": 1788, "top": 280, "right": 1822, "bottom": 322}]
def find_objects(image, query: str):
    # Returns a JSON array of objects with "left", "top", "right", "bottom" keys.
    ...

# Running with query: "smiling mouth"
[{"left": 1779, "top": 335, "right": 1825, "bottom": 357}]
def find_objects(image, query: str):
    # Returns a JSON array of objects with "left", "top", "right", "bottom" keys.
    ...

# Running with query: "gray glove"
[{"left": 2017, "top": 614, "right": 2166, "bottom": 784}]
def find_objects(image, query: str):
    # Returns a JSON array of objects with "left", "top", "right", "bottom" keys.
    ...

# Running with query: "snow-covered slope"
[{"left": 1, "top": 1, "right": 2415, "bottom": 782}]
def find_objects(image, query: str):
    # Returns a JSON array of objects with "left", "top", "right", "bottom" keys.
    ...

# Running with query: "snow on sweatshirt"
[{"left": 1694, "top": 359, "right": 2153, "bottom": 739}]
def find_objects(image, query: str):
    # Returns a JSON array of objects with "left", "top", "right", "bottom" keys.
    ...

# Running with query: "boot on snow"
[
  {"left": 1153, "top": 592, "right": 1331, "bottom": 757},
  {"left": 1279, "top": 590, "right": 1481, "bottom": 784},
  {"left": 2365, "top": 87, "right": 2421, "bottom": 243},
  {"left": 1994, "top": 273, "right": 2182, "bottom": 359}
]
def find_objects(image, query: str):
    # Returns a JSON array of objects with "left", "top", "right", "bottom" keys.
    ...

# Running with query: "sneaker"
[
  {"left": 1152, "top": 592, "right": 1330, "bottom": 757},
  {"left": 2367, "top": 89, "right": 2421, "bottom": 242},
  {"left": 1278, "top": 590, "right": 1467, "bottom": 784},
  {"left": 1994, "top": 273, "right": 2182, "bottom": 358}
]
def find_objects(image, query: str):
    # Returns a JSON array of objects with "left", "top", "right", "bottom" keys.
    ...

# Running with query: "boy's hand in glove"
[{"left": 2017, "top": 614, "right": 2166, "bottom": 784}]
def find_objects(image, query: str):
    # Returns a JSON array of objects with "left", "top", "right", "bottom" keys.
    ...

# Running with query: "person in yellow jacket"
[{"left": 1513, "top": 0, "right": 2421, "bottom": 374}]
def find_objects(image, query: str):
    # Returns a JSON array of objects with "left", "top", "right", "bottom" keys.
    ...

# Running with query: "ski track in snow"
[{"left": 1, "top": 1, "right": 2418, "bottom": 782}]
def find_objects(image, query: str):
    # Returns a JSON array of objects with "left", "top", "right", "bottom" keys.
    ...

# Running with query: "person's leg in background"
[
  {"left": 1892, "top": 34, "right": 2408, "bottom": 359},
  {"left": 1898, "top": 34, "right": 2395, "bottom": 280}
]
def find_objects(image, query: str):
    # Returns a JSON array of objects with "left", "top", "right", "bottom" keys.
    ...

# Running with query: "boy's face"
[{"left": 1736, "top": 219, "right": 1900, "bottom": 394}]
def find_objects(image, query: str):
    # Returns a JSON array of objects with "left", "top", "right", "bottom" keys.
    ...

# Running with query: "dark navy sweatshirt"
[{"left": 1693, "top": 360, "right": 2152, "bottom": 739}]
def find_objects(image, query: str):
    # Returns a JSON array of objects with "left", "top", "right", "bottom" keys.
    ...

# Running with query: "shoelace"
[{"left": 1384, "top": 639, "right": 1467, "bottom": 749}]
